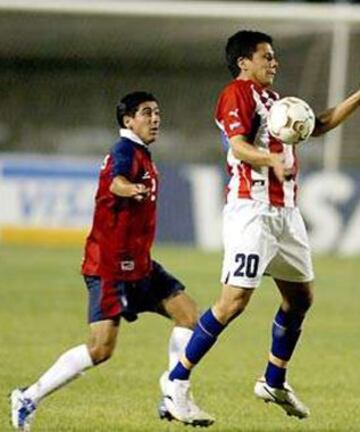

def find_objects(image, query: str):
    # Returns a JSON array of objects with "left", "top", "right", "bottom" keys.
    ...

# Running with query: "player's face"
[
  {"left": 239, "top": 42, "right": 278, "bottom": 87},
  {"left": 125, "top": 101, "right": 161, "bottom": 144}
]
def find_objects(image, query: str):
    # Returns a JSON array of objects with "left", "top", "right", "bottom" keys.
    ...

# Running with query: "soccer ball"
[{"left": 267, "top": 97, "right": 315, "bottom": 145}]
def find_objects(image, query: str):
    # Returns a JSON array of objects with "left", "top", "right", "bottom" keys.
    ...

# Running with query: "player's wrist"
[{"left": 268, "top": 153, "right": 281, "bottom": 168}]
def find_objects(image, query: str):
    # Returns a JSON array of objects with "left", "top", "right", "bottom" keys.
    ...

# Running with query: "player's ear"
[
  {"left": 237, "top": 57, "right": 248, "bottom": 72},
  {"left": 123, "top": 114, "right": 133, "bottom": 128}
]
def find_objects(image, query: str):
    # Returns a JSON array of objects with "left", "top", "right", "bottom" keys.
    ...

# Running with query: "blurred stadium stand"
[{"left": 0, "top": 0, "right": 360, "bottom": 168}]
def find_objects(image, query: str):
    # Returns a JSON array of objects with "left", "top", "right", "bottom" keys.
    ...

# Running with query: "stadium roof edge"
[{"left": 1, "top": 0, "right": 360, "bottom": 23}]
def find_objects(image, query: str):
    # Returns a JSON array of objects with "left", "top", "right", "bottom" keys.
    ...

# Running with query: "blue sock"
[
  {"left": 169, "top": 362, "right": 190, "bottom": 381},
  {"left": 265, "top": 307, "right": 305, "bottom": 388},
  {"left": 169, "top": 309, "right": 225, "bottom": 381},
  {"left": 265, "top": 362, "right": 286, "bottom": 389}
]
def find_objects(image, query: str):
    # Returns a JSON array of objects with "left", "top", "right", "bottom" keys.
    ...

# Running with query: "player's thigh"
[
  {"left": 85, "top": 275, "right": 124, "bottom": 323},
  {"left": 147, "top": 261, "right": 198, "bottom": 326},
  {"left": 84, "top": 275, "right": 121, "bottom": 353},
  {"left": 161, "top": 291, "right": 199, "bottom": 329},
  {"left": 213, "top": 283, "right": 254, "bottom": 325},
  {"left": 222, "top": 199, "right": 277, "bottom": 288},
  {"left": 268, "top": 208, "right": 314, "bottom": 283}
]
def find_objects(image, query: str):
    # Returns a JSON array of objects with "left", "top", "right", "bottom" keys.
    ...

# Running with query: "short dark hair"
[
  {"left": 225, "top": 30, "right": 273, "bottom": 78},
  {"left": 116, "top": 91, "right": 158, "bottom": 127}
]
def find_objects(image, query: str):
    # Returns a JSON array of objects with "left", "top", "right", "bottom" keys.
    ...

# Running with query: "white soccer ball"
[{"left": 267, "top": 96, "right": 315, "bottom": 145}]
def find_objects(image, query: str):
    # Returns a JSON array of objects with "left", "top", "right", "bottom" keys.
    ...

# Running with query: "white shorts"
[{"left": 221, "top": 199, "right": 314, "bottom": 288}]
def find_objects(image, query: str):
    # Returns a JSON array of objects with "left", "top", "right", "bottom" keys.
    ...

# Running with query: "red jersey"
[
  {"left": 82, "top": 129, "right": 158, "bottom": 281},
  {"left": 215, "top": 79, "right": 298, "bottom": 208}
]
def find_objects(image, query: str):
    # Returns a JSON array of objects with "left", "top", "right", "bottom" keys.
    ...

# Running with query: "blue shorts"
[{"left": 84, "top": 260, "right": 185, "bottom": 324}]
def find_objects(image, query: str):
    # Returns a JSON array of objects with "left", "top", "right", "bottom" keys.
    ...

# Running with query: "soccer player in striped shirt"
[
  {"left": 161, "top": 30, "right": 360, "bottom": 424},
  {"left": 10, "top": 91, "right": 213, "bottom": 431}
]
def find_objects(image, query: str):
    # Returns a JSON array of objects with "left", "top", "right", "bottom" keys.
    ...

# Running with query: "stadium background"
[
  {"left": 1, "top": 0, "right": 360, "bottom": 254},
  {"left": 1, "top": 2, "right": 360, "bottom": 432}
]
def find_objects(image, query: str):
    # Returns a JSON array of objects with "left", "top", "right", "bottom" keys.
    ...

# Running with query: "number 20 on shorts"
[{"left": 234, "top": 253, "right": 260, "bottom": 278}]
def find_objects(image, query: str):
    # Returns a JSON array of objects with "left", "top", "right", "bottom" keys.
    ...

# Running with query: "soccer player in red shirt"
[
  {"left": 10, "top": 91, "right": 213, "bottom": 430},
  {"left": 161, "top": 31, "right": 360, "bottom": 424}
]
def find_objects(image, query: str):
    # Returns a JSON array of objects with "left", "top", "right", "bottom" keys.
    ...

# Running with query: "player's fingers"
[
  {"left": 276, "top": 167, "right": 285, "bottom": 183},
  {"left": 133, "top": 194, "right": 145, "bottom": 202},
  {"left": 135, "top": 183, "right": 150, "bottom": 194},
  {"left": 135, "top": 183, "right": 145, "bottom": 192}
]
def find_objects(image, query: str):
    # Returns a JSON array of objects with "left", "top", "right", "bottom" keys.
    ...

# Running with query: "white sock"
[
  {"left": 168, "top": 326, "right": 193, "bottom": 371},
  {"left": 23, "top": 344, "right": 93, "bottom": 405}
]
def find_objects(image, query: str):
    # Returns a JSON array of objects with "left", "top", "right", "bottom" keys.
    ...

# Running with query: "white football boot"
[
  {"left": 254, "top": 377, "right": 310, "bottom": 419},
  {"left": 158, "top": 397, "right": 174, "bottom": 422},
  {"left": 159, "top": 371, "right": 215, "bottom": 427},
  {"left": 10, "top": 388, "right": 37, "bottom": 431}
]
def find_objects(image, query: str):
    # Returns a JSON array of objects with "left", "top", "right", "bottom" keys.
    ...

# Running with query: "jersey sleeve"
[
  {"left": 110, "top": 140, "right": 135, "bottom": 179},
  {"left": 215, "top": 83, "right": 255, "bottom": 139}
]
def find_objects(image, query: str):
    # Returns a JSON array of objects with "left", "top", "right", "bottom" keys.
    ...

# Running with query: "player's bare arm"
[
  {"left": 110, "top": 175, "right": 149, "bottom": 200},
  {"left": 230, "top": 135, "right": 285, "bottom": 183},
  {"left": 312, "top": 89, "right": 360, "bottom": 136}
]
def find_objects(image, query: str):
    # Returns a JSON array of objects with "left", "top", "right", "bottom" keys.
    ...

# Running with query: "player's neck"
[{"left": 236, "top": 74, "right": 268, "bottom": 89}]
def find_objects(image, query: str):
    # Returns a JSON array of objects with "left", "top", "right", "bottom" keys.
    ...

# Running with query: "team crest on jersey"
[{"left": 121, "top": 260, "right": 135, "bottom": 271}]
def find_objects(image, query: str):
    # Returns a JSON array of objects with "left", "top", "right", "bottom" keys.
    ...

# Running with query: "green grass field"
[{"left": 1, "top": 245, "right": 359, "bottom": 431}]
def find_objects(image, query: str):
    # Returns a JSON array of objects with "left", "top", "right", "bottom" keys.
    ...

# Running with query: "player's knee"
[
  {"left": 302, "top": 289, "right": 314, "bottom": 311},
  {"left": 214, "top": 298, "right": 247, "bottom": 324},
  {"left": 301, "top": 292, "right": 314, "bottom": 313},
  {"left": 169, "top": 294, "right": 199, "bottom": 329},
  {"left": 288, "top": 290, "right": 314, "bottom": 314},
  {"left": 89, "top": 344, "right": 114, "bottom": 365}
]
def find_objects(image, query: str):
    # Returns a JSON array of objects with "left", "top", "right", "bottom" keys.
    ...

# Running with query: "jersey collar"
[
  {"left": 119, "top": 128, "right": 148, "bottom": 148},
  {"left": 235, "top": 78, "right": 267, "bottom": 91}
]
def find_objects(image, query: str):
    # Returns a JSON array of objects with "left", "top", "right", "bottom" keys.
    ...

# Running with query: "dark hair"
[
  {"left": 225, "top": 30, "right": 273, "bottom": 78},
  {"left": 116, "top": 91, "right": 158, "bottom": 127}
]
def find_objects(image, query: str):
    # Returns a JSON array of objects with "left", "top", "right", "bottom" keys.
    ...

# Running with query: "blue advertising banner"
[{"left": 1, "top": 155, "right": 360, "bottom": 255}]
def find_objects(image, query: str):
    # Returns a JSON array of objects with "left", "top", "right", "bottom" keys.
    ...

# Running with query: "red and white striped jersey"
[{"left": 215, "top": 79, "right": 298, "bottom": 208}]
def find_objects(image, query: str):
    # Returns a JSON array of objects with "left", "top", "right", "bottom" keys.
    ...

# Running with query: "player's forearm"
[
  {"left": 230, "top": 136, "right": 274, "bottom": 167},
  {"left": 313, "top": 89, "right": 360, "bottom": 136},
  {"left": 230, "top": 136, "right": 285, "bottom": 182},
  {"left": 109, "top": 175, "right": 144, "bottom": 198}
]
